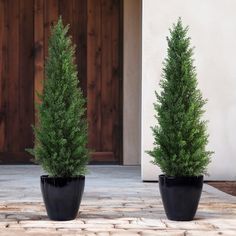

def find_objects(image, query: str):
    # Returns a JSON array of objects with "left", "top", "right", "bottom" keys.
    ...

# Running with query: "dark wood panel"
[
  {"left": 44, "top": 0, "right": 59, "bottom": 58},
  {"left": 112, "top": 0, "right": 123, "bottom": 162},
  {"left": 0, "top": 0, "right": 35, "bottom": 163},
  {"left": 87, "top": 0, "right": 102, "bottom": 152},
  {"left": 90, "top": 152, "right": 115, "bottom": 163},
  {"left": 87, "top": 0, "right": 122, "bottom": 163},
  {"left": 58, "top": 0, "right": 87, "bottom": 95},
  {"left": 19, "top": 0, "right": 34, "bottom": 150},
  {"left": 0, "top": 0, "right": 7, "bottom": 151},
  {"left": 59, "top": 0, "right": 73, "bottom": 32},
  {"left": 101, "top": 0, "right": 113, "bottom": 151},
  {"left": 0, "top": 152, "right": 34, "bottom": 164},
  {"left": 7, "top": 0, "right": 20, "bottom": 152},
  {"left": 34, "top": 0, "right": 44, "bottom": 110},
  {"left": 74, "top": 0, "right": 87, "bottom": 97}
]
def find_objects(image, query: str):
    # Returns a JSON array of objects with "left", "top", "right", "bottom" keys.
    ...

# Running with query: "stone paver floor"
[{"left": 0, "top": 165, "right": 236, "bottom": 235}]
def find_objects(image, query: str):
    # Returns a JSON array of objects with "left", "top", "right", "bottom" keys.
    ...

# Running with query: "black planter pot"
[
  {"left": 159, "top": 174, "right": 203, "bottom": 221},
  {"left": 40, "top": 175, "right": 85, "bottom": 221}
]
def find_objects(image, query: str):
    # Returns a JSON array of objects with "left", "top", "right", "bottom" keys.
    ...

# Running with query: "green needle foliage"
[
  {"left": 29, "top": 18, "right": 89, "bottom": 177},
  {"left": 147, "top": 18, "right": 213, "bottom": 177}
]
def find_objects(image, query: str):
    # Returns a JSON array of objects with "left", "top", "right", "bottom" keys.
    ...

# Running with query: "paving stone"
[
  {"left": 0, "top": 213, "right": 6, "bottom": 219},
  {"left": 24, "top": 228, "right": 58, "bottom": 233},
  {"left": 130, "top": 218, "right": 166, "bottom": 228},
  {"left": 6, "top": 221, "right": 21, "bottom": 228},
  {"left": 186, "top": 230, "right": 236, "bottom": 236},
  {"left": 140, "top": 230, "right": 185, "bottom": 236},
  {"left": 115, "top": 223, "right": 159, "bottom": 230},
  {"left": 96, "top": 232, "right": 110, "bottom": 236},
  {"left": 19, "top": 220, "right": 85, "bottom": 229},
  {"left": 82, "top": 223, "right": 114, "bottom": 231},
  {"left": 60, "top": 234, "right": 80, "bottom": 236},
  {"left": 0, "top": 229, "right": 59, "bottom": 236},
  {"left": 109, "top": 232, "right": 140, "bottom": 236},
  {"left": 6, "top": 213, "right": 40, "bottom": 220},
  {"left": 201, "top": 219, "right": 236, "bottom": 230},
  {"left": 81, "top": 232, "right": 97, "bottom": 236},
  {"left": 56, "top": 229, "right": 82, "bottom": 236},
  {"left": 84, "top": 218, "right": 129, "bottom": 224},
  {"left": 163, "top": 219, "right": 214, "bottom": 230}
]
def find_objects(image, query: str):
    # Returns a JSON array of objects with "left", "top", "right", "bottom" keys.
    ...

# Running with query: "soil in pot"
[
  {"left": 159, "top": 174, "right": 203, "bottom": 221},
  {"left": 41, "top": 175, "right": 85, "bottom": 221}
]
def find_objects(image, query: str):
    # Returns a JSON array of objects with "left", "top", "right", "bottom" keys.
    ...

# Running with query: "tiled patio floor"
[{"left": 0, "top": 166, "right": 236, "bottom": 235}]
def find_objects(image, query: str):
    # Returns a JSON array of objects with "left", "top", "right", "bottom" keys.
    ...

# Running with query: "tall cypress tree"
[
  {"left": 30, "top": 18, "right": 89, "bottom": 177},
  {"left": 147, "top": 18, "right": 213, "bottom": 176}
]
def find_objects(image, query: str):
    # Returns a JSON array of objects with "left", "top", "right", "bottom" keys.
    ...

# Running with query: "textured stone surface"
[{"left": 0, "top": 165, "right": 236, "bottom": 235}]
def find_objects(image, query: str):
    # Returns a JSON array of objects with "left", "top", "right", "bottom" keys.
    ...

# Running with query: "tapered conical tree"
[
  {"left": 30, "top": 18, "right": 89, "bottom": 177},
  {"left": 147, "top": 19, "right": 213, "bottom": 176}
]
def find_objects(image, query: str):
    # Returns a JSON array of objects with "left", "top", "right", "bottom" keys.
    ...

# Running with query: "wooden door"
[{"left": 0, "top": 0, "right": 122, "bottom": 164}]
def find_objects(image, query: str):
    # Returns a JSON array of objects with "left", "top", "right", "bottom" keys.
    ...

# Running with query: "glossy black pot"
[
  {"left": 40, "top": 175, "right": 85, "bottom": 221},
  {"left": 159, "top": 174, "right": 203, "bottom": 221}
]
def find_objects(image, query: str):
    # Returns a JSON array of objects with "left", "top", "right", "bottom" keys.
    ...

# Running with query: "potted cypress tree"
[
  {"left": 28, "top": 18, "right": 89, "bottom": 221},
  {"left": 147, "top": 18, "right": 213, "bottom": 221}
]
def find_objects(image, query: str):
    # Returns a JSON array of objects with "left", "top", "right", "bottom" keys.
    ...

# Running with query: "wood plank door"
[
  {"left": 0, "top": 0, "right": 34, "bottom": 163},
  {"left": 0, "top": 0, "right": 122, "bottom": 164},
  {"left": 87, "top": 0, "right": 123, "bottom": 163}
]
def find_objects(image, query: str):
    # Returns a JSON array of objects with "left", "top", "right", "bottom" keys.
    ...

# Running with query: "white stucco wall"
[
  {"left": 123, "top": 0, "right": 142, "bottom": 165},
  {"left": 142, "top": 0, "right": 236, "bottom": 180}
]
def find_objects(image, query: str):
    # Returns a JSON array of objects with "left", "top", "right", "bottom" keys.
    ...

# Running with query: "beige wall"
[
  {"left": 142, "top": 0, "right": 236, "bottom": 180},
  {"left": 123, "top": 0, "right": 142, "bottom": 165}
]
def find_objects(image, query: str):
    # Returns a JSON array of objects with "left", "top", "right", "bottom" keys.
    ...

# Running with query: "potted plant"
[
  {"left": 147, "top": 18, "right": 213, "bottom": 221},
  {"left": 28, "top": 18, "right": 89, "bottom": 221}
]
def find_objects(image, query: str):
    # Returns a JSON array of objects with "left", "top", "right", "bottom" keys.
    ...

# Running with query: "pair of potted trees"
[{"left": 30, "top": 17, "right": 212, "bottom": 221}]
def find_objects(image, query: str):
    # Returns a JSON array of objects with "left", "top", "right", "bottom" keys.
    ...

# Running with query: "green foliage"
[
  {"left": 147, "top": 18, "right": 213, "bottom": 177},
  {"left": 29, "top": 18, "right": 89, "bottom": 177}
]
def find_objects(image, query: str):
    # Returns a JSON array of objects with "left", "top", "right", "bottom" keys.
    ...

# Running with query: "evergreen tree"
[
  {"left": 29, "top": 18, "right": 89, "bottom": 177},
  {"left": 147, "top": 18, "right": 213, "bottom": 176}
]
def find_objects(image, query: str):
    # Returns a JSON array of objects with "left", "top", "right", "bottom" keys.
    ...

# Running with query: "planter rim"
[
  {"left": 41, "top": 175, "right": 85, "bottom": 180},
  {"left": 159, "top": 174, "right": 203, "bottom": 180}
]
